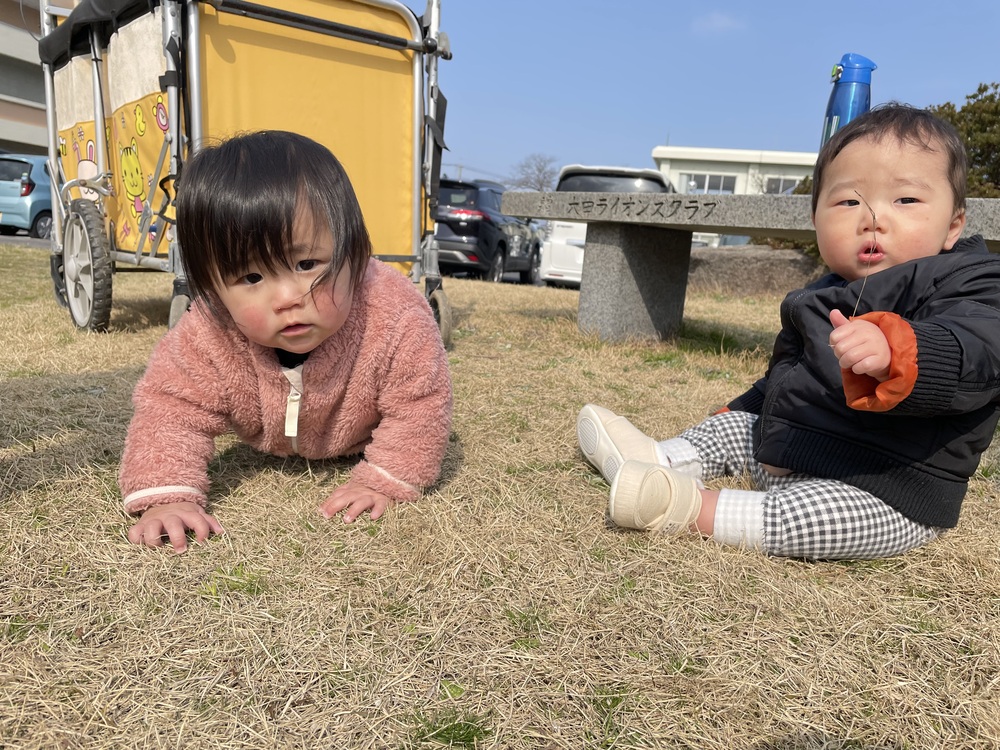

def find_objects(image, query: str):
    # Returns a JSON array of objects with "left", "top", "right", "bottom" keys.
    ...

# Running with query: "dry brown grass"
[{"left": 2, "top": 242, "right": 999, "bottom": 749}]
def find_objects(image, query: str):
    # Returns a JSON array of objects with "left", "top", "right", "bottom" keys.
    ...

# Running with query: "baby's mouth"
[
  {"left": 281, "top": 323, "right": 312, "bottom": 336},
  {"left": 859, "top": 245, "right": 884, "bottom": 263}
]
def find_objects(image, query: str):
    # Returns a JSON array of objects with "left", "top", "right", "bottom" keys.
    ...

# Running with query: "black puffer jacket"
[{"left": 727, "top": 235, "right": 1000, "bottom": 527}]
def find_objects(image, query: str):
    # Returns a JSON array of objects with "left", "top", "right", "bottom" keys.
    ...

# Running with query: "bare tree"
[{"left": 506, "top": 153, "right": 559, "bottom": 192}]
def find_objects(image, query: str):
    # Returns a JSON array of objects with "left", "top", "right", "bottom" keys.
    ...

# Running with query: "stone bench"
[{"left": 501, "top": 192, "right": 1000, "bottom": 341}]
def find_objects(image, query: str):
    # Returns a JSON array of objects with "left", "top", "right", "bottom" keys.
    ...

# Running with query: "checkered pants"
[{"left": 673, "top": 411, "right": 942, "bottom": 560}]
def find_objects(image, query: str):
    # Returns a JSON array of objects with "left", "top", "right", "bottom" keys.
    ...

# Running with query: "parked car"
[
  {"left": 434, "top": 178, "right": 540, "bottom": 283},
  {"left": 0, "top": 154, "right": 53, "bottom": 239},
  {"left": 539, "top": 164, "right": 674, "bottom": 287}
]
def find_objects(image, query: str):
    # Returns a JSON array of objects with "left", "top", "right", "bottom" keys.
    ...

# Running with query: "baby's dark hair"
[
  {"left": 176, "top": 130, "right": 371, "bottom": 314},
  {"left": 811, "top": 101, "right": 967, "bottom": 215}
]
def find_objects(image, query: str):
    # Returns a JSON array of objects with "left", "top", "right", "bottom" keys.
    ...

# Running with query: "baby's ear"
[{"left": 942, "top": 209, "right": 967, "bottom": 250}]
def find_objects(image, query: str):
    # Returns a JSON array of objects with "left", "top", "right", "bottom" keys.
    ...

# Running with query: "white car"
[{"left": 539, "top": 164, "right": 674, "bottom": 287}]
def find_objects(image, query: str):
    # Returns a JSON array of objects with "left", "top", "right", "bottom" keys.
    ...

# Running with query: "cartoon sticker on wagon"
[{"left": 36, "top": 0, "right": 453, "bottom": 342}]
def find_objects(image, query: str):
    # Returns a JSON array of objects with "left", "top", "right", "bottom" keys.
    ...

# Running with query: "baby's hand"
[
  {"left": 127, "top": 501, "right": 224, "bottom": 553},
  {"left": 319, "top": 482, "right": 391, "bottom": 523},
  {"left": 829, "top": 309, "right": 891, "bottom": 381}
]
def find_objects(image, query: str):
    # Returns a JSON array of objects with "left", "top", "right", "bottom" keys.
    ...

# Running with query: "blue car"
[{"left": 0, "top": 154, "right": 53, "bottom": 239}]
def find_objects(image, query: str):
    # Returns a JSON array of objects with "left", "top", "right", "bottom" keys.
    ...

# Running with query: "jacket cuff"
[
  {"left": 841, "top": 311, "right": 917, "bottom": 412},
  {"left": 350, "top": 460, "right": 422, "bottom": 503},
  {"left": 123, "top": 485, "right": 207, "bottom": 515}
]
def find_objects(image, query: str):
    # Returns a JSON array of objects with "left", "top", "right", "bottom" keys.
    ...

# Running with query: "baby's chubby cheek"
[{"left": 230, "top": 305, "right": 272, "bottom": 340}]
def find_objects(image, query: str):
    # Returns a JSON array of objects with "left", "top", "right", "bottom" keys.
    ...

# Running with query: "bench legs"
[{"left": 579, "top": 223, "right": 693, "bottom": 341}]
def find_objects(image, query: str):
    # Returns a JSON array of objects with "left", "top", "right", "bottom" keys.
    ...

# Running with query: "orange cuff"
[{"left": 841, "top": 312, "right": 917, "bottom": 412}]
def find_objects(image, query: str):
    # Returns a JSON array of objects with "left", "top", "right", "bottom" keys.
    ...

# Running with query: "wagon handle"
[
  {"left": 202, "top": 0, "right": 435, "bottom": 52},
  {"left": 60, "top": 177, "right": 112, "bottom": 204}
]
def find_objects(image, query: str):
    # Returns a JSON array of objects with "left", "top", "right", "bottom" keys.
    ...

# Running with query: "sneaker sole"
[{"left": 577, "top": 405, "right": 624, "bottom": 483}]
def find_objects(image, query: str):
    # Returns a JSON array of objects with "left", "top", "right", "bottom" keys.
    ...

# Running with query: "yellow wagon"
[{"left": 37, "top": 0, "right": 453, "bottom": 343}]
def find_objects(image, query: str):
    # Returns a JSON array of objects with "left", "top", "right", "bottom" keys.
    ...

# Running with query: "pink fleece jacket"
[{"left": 119, "top": 259, "right": 453, "bottom": 514}]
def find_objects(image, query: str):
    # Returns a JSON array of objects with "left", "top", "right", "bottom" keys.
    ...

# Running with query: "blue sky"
[{"left": 435, "top": 1, "right": 1000, "bottom": 183}]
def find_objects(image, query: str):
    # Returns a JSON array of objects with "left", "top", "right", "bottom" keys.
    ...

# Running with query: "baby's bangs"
[
  {"left": 294, "top": 158, "right": 371, "bottom": 293},
  {"left": 209, "top": 143, "right": 303, "bottom": 278}
]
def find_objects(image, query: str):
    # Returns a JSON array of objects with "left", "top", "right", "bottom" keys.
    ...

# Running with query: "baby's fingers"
[
  {"left": 847, "top": 353, "right": 885, "bottom": 376},
  {"left": 205, "top": 514, "right": 226, "bottom": 536},
  {"left": 128, "top": 518, "right": 165, "bottom": 547},
  {"left": 162, "top": 516, "right": 192, "bottom": 553},
  {"left": 318, "top": 494, "right": 348, "bottom": 520},
  {"left": 836, "top": 346, "right": 870, "bottom": 373},
  {"left": 187, "top": 513, "right": 214, "bottom": 545},
  {"left": 347, "top": 492, "right": 392, "bottom": 523},
  {"left": 341, "top": 496, "right": 379, "bottom": 524}
]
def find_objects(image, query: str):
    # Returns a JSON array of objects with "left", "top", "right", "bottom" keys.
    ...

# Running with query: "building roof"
[{"left": 651, "top": 145, "right": 816, "bottom": 167}]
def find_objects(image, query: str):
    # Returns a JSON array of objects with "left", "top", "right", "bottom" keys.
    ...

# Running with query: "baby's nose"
[
  {"left": 859, "top": 205, "right": 881, "bottom": 233},
  {"left": 272, "top": 278, "right": 307, "bottom": 310}
]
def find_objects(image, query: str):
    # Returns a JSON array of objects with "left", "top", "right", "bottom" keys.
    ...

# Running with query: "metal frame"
[{"left": 39, "top": 0, "right": 448, "bottom": 296}]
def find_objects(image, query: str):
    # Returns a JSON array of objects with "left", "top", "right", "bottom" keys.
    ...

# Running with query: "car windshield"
[
  {"left": 441, "top": 187, "right": 478, "bottom": 207},
  {"left": 556, "top": 174, "right": 670, "bottom": 193}
]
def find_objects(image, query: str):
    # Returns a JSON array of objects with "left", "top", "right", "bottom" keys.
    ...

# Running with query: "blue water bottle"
[{"left": 820, "top": 53, "right": 877, "bottom": 147}]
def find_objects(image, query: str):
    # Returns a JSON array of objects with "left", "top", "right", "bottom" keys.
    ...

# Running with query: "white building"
[
  {"left": 0, "top": 0, "right": 71, "bottom": 154},
  {"left": 651, "top": 145, "right": 817, "bottom": 245}
]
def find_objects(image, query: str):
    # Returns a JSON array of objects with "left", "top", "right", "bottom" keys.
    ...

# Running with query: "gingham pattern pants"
[{"left": 673, "top": 411, "right": 942, "bottom": 560}]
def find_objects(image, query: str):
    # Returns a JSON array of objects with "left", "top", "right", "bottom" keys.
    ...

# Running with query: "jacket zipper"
[{"left": 281, "top": 365, "right": 304, "bottom": 454}]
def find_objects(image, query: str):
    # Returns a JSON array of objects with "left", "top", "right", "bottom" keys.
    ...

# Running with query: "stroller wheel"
[
  {"left": 63, "top": 199, "right": 112, "bottom": 332},
  {"left": 429, "top": 288, "right": 452, "bottom": 348}
]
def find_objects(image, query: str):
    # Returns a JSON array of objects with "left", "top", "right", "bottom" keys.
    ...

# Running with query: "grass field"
[{"left": 1, "top": 242, "right": 999, "bottom": 749}]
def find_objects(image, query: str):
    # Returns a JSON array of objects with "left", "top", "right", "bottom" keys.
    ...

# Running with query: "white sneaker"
[
  {"left": 577, "top": 404, "right": 661, "bottom": 483},
  {"left": 609, "top": 460, "right": 702, "bottom": 535}
]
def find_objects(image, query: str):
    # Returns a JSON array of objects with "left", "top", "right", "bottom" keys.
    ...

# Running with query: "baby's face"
[
  {"left": 813, "top": 135, "right": 965, "bottom": 281},
  {"left": 215, "top": 207, "right": 353, "bottom": 353}
]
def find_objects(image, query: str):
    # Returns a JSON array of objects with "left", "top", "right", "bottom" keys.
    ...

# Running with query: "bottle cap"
[{"left": 832, "top": 53, "right": 877, "bottom": 85}]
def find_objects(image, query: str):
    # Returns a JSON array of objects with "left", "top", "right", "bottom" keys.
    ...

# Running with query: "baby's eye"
[
  {"left": 838, "top": 198, "right": 860, "bottom": 207},
  {"left": 897, "top": 197, "right": 919, "bottom": 205},
  {"left": 297, "top": 258, "right": 331, "bottom": 273},
  {"left": 239, "top": 272, "right": 263, "bottom": 285}
]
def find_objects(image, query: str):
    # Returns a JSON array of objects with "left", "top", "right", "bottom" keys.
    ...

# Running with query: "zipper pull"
[{"left": 282, "top": 365, "right": 304, "bottom": 453}]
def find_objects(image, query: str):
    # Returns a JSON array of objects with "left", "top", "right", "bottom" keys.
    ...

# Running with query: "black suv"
[{"left": 434, "top": 179, "right": 539, "bottom": 283}]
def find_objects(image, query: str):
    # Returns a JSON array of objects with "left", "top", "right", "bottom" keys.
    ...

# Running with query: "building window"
[
  {"left": 764, "top": 176, "right": 801, "bottom": 195},
  {"left": 682, "top": 173, "right": 736, "bottom": 195}
]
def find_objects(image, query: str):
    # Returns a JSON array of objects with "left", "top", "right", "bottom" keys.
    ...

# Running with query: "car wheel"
[
  {"left": 30, "top": 211, "right": 53, "bottom": 240},
  {"left": 63, "top": 199, "right": 113, "bottom": 331},
  {"left": 521, "top": 247, "right": 542, "bottom": 285},
  {"left": 488, "top": 250, "right": 505, "bottom": 283}
]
